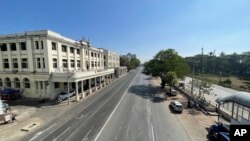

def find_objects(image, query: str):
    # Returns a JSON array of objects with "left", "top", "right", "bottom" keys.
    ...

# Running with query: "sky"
[{"left": 1, "top": 0, "right": 250, "bottom": 62}]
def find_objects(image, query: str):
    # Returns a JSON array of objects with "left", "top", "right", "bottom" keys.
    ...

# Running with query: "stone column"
[
  {"left": 89, "top": 79, "right": 92, "bottom": 94},
  {"left": 76, "top": 81, "right": 79, "bottom": 101},
  {"left": 95, "top": 77, "right": 97, "bottom": 91},
  {"left": 100, "top": 76, "right": 103, "bottom": 88},
  {"left": 43, "top": 81, "right": 46, "bottom": 99},
  {"left": 37, "top": 81, "right": 41, "bottom": 99},
  {"left": 81, "top": 80, "right": 84, "bottom": 98}
]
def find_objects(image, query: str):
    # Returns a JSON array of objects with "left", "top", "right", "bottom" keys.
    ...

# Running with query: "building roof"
[
  {"left": 0, "top": 30, "right": 88, "bottom": 45},
  {"left": 216, "top": 92, "right": 250, "bottom": 108}
]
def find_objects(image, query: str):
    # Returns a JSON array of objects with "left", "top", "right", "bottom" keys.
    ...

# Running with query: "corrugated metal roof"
[{"left": 216, "top": 92, "right": 250, "bottom": 108}]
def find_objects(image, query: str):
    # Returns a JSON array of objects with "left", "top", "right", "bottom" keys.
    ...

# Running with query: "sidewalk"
[{"left": 0, "top": 98, "right": 75, "bottom": 141}]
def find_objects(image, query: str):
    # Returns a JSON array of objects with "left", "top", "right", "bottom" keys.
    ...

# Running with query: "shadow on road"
[{"left": 128, "top": 85, "right": 167, "bottom": 103}]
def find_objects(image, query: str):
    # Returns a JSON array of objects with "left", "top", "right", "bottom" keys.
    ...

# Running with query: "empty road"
[{"left": 23, "top": 68, "right": 192, "bottom": 141}]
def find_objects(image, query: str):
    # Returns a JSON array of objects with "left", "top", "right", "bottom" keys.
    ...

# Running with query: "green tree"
[
  {"left": 162, "top": 71, "right": 177, "bottom": 94},
  {"left": 193, "top": 79, "right": 213, "bottom": 98},
  {"left": 143, "top": 49, "right": 189, "bottom": 88},
  {"left": 120, "top": 53, "right": 140, "bottom": 71}
]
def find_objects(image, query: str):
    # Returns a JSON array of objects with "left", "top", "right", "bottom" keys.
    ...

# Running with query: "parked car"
[
  {"left": 58, "top": 89, "right": 76, "bottom": 101},
  {"left": 166, "top": 89, "right": 177, "bottom": 96},
  {"left": 170, "top": 101, "right": 183, "bottom": 113}
]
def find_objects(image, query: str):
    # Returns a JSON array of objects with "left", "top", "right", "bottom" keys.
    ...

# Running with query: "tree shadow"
[
  {"left": 128, "top": 85, "right": 166, "bottom": 103},
  {"left": 6, "top": 98, "right": 54, "bottom": 108}
]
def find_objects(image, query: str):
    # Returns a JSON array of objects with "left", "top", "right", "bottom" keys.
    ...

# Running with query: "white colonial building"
[{"left": 0, "top": 30, "right": 120, "bottom": 100}]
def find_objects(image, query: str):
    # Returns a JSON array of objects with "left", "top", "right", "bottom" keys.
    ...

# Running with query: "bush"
[
  {"left": 240, "top": 85, "right": 247, "bottom": 90},
  {"left": 219, "top": 79, "right": 232, "bottom": 87},
  {"left": 224, "top": 79, "right": 232, "bottom": 85}
]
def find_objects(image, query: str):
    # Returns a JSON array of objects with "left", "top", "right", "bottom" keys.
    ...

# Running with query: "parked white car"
[
  {"left": 58, "top": 89, "right": 76, "bottom": 101},
  {"left": 170, "top": 101, "right": 183, "bottom": 113}
]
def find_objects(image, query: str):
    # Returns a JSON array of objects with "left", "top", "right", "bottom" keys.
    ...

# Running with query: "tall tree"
[
  {"left": 120, "top": 53, "right": 140, "bottom": 71},
  {"left": 143, "top": 49, "right": 189, "bottom": 88}
]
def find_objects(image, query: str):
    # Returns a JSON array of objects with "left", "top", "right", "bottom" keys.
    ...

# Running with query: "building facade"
[{"left": 0, "top": 30, "right": 120, "bottom": 100}]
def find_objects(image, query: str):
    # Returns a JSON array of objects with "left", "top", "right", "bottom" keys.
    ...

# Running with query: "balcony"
[{"left": 51, "top": 68, "right": 114, "bottom": 82}]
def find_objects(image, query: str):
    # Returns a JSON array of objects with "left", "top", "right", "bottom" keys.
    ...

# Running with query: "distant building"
[{"left": 0, "top": 30, "right": 120, "bottom": 100}]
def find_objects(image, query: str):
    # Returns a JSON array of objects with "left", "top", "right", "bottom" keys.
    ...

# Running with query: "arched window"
[
  {"left": 14, "top": 78, "right": 20, "bottom": 88},
  {"left": 23, "top": 78, "right": 30, "bottom": 88},
  {"left": 5, "top": 77, "right": 11, "bottom": 87}
]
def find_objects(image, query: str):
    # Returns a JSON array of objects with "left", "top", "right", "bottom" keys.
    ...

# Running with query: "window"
[
  {"left": 5, "top": 78, "right": 11, "bottom": 87},
  {"left": 35, "top": 41, "right": 39, "bottom": 49},
  {"left": 91, "top": 52, "right": 93, "bottom": 57},
  {"left": 98, "top": 62, "right": 100, "bottom": 67},
  {"left": 20, "top": 42, "right": 26, "bottom": 50},
  {"left": 10, "top": 43, "right": 16, "bottom": 51},
  {"left": 54, "top": 82, "right": 59, "bottom": 89},
  {"left": 3, "top": 59, "right": 9, "bottom": 68},
  {"left": 21, "top": 58, "right": 28, "bottom": 68},
  {"left": 0, "top": 43, "right": 7, "bottom": 51},
  {"left": 104, "top": 55, "right": 106, "bottom": 59},
  {"left": 64, "top": 82, "right": 67, "bottom": 88},
  {"left": 91, "top": 61, "right": 94, "bottom": 67},
  {"left": 62, "top": 59, "right": 67, "bottom": 68},
  {"left": 53, "top": 58, "right": 57, "bottom": 68},
  {"left": 77, "top": 49, "right": 80, "bottom": 54},
  {"left": 70, "top": 60, "right": 75, "bottom": 68},
  {"left": 95, "top": 62, "right": 97, "bottom": 67},
  {"left": 0, "top": 78, "right": 2, "bottom": 87},
  {"left": 24, "top": 78, "right": 30, "bottom": 88},
  {"left": 62, "top": 45, "right": 67, "bottom": 52},
  {"left": 70, "top": 47, "right": 74, "bottom": 53},
  {"left": 94, "top": 53, "right": 96, "bottom": 57},
  {"left": 77, "top": 60, "right": 80, "bottom": 67},
  {"left": 52, "top": 42, "right": 57, "bottom": 50},
  {"left": 12, "top": 58, "right": 18, "bottom": 69},
  {"left": 42, "top": 58, "right": 45, "bottom": 68},
  {"left": 98, "top": 54, "right": 100, "bottom": 58},
  {"left": 86, "top": 51, "right": 88, "bottom": 55},
  {"left": 14, "top": 78, "right": 20, "bottom": 88},
  {"left": 37, "top": 58, "right": 41, "bottom": 68},
  {"left": 41, "top": 41, "right": 44, "bottom": 49}
]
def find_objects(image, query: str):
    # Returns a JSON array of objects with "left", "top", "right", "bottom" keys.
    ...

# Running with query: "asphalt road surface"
[{"left": 23, "top": 68, "right": 192, "bottom": 141}]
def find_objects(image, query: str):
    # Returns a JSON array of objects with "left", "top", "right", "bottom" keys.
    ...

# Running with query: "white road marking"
[
  {"left": 151, "top": 125, "right": 155, "bottom": 141},
  {"left": 81, "top": 129, "right": 92, "bottom": 141},
  {"left": 125, "top": 124, "right": 130, "bottom": 139},
  {"left": 65, "top": 86, "right": 120, "bottom": 140},
  {"left": 52, "top": 126, "right": 71, "bottom": 141},
  {"left": 94, "top": 71, "right": 138, "bottom": 141},
  {"left": 29, "top": 123, "right": 56, "bottom": 141},
  {"left": 29, "top": 131, "right": 43, "bottom": 141},
  {"left": 65, "top": 128, "right": 79, "bottom": 141}
]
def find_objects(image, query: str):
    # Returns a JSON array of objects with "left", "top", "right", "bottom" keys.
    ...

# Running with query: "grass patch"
[{"left": 191, "top": 73, "right": 250, "bottom": 92}]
